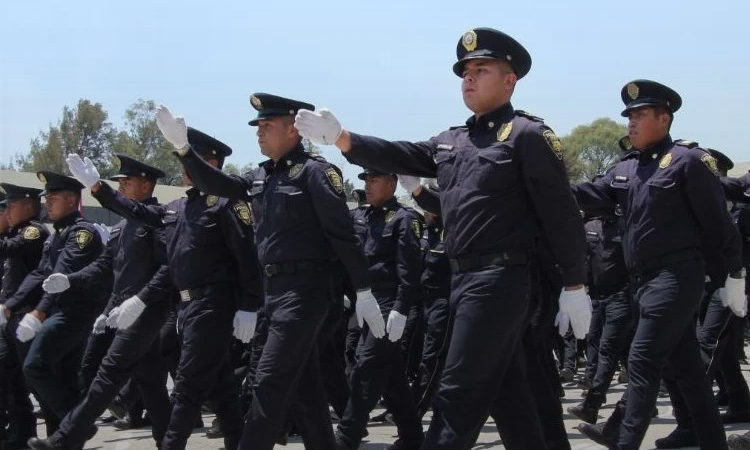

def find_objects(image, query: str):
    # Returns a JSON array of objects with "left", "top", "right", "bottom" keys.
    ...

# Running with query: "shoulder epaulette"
[
  {"left": 448, "top": 125, "right": 468, "bottom": 130},
  {"left": 674, "top": 139, "right": 699, "bottom": 148},
  {"left": 514, "top": 110, "right": 544, "bottom": 122}
]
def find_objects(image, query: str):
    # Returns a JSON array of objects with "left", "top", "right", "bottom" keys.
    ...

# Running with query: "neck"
[
  {"left": 270, "top": 141, "right": 302, "bottom": 163},
  {"left": 635, "top": 133, "right": 669, "bottom": 151},
  {"left": 473, "top": 98, "right": 510, "bottom": 119}
]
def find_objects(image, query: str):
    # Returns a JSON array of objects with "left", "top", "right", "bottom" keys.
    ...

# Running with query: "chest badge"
[
  {"left": 288, "top": 163, "right": 303, "bottom": 179},
  {"left": 385, "top": 211, "right": 396, "bottom": 223},
  {"left": 497, "top": 122, "right": 513, "bottom": 142},
  {"left": 205, "top": 195, "right": 219, "bottom": 207},
  {"left": 658, "top": 153, "right": 672, "bottom": 169},
  {"left": 23, "top": 227, "right": 41, "bottom": 240}
]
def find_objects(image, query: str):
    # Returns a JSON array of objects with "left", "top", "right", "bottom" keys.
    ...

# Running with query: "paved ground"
[{"left": 42, "top": 363, "right": 750, "bottom": 449}]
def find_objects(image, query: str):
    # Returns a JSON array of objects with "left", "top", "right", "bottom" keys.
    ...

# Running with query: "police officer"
[
  {"left": 0, "top": 184, "right": 48, "bottom": 449},
  {"left": 7, "top": 172, "right": 108, "bottom": 438},
  {"left": 154, "top": 93, "right": 376, "bottom": 450},
  {"left": 335, "top": 168, "right": 423, "bottom": 450},
  {"left": 295, "top": 27, "right": 590, "bottom": 450},
  {"left": 567, "top": 204, "right": 633, "bottom": 425},
  {"left": 27, "top": 155, "right": 174, "bottom": 450},
  {"left": 65, "top": 130, "right": 261, "bottom": 450},
  {"left": 573, "top": 80, "right": 743, "bottom": 450}
]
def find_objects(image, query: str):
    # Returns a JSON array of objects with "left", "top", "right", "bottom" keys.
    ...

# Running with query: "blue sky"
[{"left": 1, "top": 0, "right": 748, "bottom": 187}]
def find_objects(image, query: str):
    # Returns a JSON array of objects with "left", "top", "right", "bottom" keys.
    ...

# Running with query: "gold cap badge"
[
  {"left": 462, "top": 30, "right": 478, "bottom": 52},
  {"left": 627, "top": 83, "right": 639, "bottom": 100},
  {"left": 250, "top": 95, "right": 262, "bottom": 110}
]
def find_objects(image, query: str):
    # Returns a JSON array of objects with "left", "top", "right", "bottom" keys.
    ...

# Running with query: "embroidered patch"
[
  {"left": 233, "top": 202, "right": 253, "bottom": 226},
  {"left": 205, "top": 195, "right": 219, "bottom": 207},
  {"left": 75, "top": 230, "right": 93, "bottom": 249},
  {"left": 701, "top": 153, "right": 719, "bottom": 176},
  {"left": 325, "top": 168, "right": 344, "bottom": 194},
  {"left": 411, "top": 220, "right": 422, "bottom": 238},
  {"left": 23, "top": 227, "right": 41, "bottom": 240},
  {"left": 542, "top": 128, "right": 564, "bottom": 160}
]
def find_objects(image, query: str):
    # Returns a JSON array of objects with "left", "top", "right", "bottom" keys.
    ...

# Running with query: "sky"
[{"left": 1, "top": 0, "right": 749, "bottom": 189}]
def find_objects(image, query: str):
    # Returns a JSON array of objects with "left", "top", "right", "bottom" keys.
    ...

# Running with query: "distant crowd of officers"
[{"left": 0, "top": 26, "right": 749, "bottom": 450}]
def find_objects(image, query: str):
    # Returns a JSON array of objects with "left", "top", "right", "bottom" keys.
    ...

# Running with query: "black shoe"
[
  {"left": 206, "top": 418, "right": 223, "bottom": 439},
  {"left": 386, "top": 438, "right": 423, "bottom": 450},
  {"left": 99, "top": 414, "right": 117, "bottom": 424},
  {"left": 106, "top": 398, "right": 128, "bottom": 420},
  {"left": 559, "top": 368, "right": 575, "bottom": 383},
  {"left": 728, "top": 433, "right": 750, "bottom": 450},
  {"left": 617, "top": 368, "right": 629, "bottom": 384},
  {"left": 654, "top": 427, "right": 697, "bottom": 449},
  {"left": 576, "top": 422, "right": 614, "bottom": 448},
  {"left": 27, "top": 437, "right": 62, "bottom": 450},
  {"left": 568, "top": 403, "right": 598, "bottom": 424},
  {"left": 370, "top": 411, "right": 389, "bottom": 423},
  {"left": 577, "top": 377, "right": 592, "bottom": 391},
  {"left": 112, "top": 416, "right": 133, "bottom": 431},
  {"left": 334, "top": 435, "right": 354, "bottom": 450},
  {"left": 723, "top": 410, "right": 750, "bottom": 424}
]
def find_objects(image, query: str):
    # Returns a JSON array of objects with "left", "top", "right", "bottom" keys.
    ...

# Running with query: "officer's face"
[
  {"left": 6, "top": 200, "right": 36, "bottom": 228},
  {"left": 44, "top": 191, "right": 79, "bottom": 221},
  {"left": 256, "top": 117, "right": 298, "bottom": 160},
  {"left": 461, "top": 59, "right": 516, "bottom": 116},
  {"left": 117, "top": 177, "right": 153, "bottom": 201},
  {"left": 364, "top": 175, "right": 396, "bottom": 207},
  {"left": 627, "top": 107, "right": 670, "bottom": 150}
]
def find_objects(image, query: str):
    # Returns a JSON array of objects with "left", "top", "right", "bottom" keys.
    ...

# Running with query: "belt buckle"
[{"left": 179, "top": 290, "right": 192, "bottom": 302}]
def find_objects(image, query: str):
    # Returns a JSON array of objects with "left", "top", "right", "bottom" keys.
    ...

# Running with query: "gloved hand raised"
[
  {"left": 294, "top": 108, "right": 343, "bottom": 145},
  {"left": 155, "top": 105, "right": 189, "bottom": 154},
  {"left": 66, "top": 154, "right": 101, "bottom": 189}
]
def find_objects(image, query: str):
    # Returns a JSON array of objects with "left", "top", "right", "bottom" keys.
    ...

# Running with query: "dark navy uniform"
[
  {"left": 91, "top": 136, "right": 261, "bottom": 450},
  {"left": 573, "top": 80, "right": 741, "bottom": 450},
  {"left": 8, "top": 173, "right": 108, "bottom": 436},
  {"left": 568, "top": 212, "right": 634, "bottom": 424},
  {"left": 38, "top": 157, "right": 176, "bottom": 449},
  {"left": 0, "top": 184, "right": 48, "bottom": 448},
  {"left": 177, "top": 93, "right": 369, "bottom": 450},
  {"left": 342, "top": 29, "right": 587, "bottom": 450},
  {"left": 337, "top": 189, "right": 423, "bottom": 449}
]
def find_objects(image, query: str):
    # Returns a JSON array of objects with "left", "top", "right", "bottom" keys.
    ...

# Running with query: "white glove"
[
  {"left": 66, "top": 154, "right": 101, "bottom": 189},
  {"left": 155, "top": 105, "right": 189, "bottom": 153},
  {"left": 385, "top": 310, "right": 407, "bottom": 342},
  {"left": 42, "top": 273, "right": 70, "bottom": 294},
  {"left": 343, "top": 295, "right": 351, "bottom": 310},
  {"left": 232, "top": 310, "right": 257, "bottom": 344},
  {"left": 398, "top": 175, "right": 421, "bottom": 194},
  {"left": 0, "top": 305, "right": 7, "bottom": 327},
  {"left": 92, "top": 314, "right": 107, "bottom": 334},
  {"left": 93, "top": 223, "right": 110, "bottom": 244},
  {"left": 106, "top": 306, "right": 122, "bottom": 328},
  {"left": 116, "top": 296, "right": 146, "bottom": 329},
  {"left": 355, "top": 290, "right": 385, "bottom": 339},
  {"left": 555, "top": 287, "right": 592, "bottom": 340},
  {"left": 294, "top": 108, "right": 343, "bottom": 145},
  {"left": 16, "top": 313, "right": 42, "bottom": 342},
  {"left": 720, "top": 276, "right": 747, "bottom": 318}
]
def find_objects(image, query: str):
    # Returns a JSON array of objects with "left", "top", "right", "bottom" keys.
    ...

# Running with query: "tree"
[
  {"left": 111, "top": 99, "right": 184, "bottom": 185},
  {"left": 19, "top": 99, "right": 116, "bottom": 175},
  {"left": 302, "top": 139, "right": 321, "bottom": 155},
  {"left": 224, "top": 162, "right": 255, "bottom": 176},
  {"left": 562, "top": 118, "right": 627, "bottom": 182}
]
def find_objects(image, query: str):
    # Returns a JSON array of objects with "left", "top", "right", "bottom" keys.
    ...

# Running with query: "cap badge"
[
  {"left": 250, "top": 95, "right": 263, "bottom": 110},
  {"left": 627, "top": 83, "right": 639, "bottom": 100},
  {"left": 462, "top": 30, "right": 478, "bottom": 52}
]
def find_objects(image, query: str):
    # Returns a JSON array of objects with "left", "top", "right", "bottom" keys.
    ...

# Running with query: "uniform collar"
[
  {"left": 261, "top": 143, "right": 306, "bottom": 174},
  {"left": 465, "top": 102, "right": 515, "bottom": 131},
  {"left": 10, "top": 218, "right": 34, "bottom": 233},
  {"left": 637, "top": 134, "right": 673, "bottom": 165},
  {"left": 186, "top": 187, "right": 202, "bottom": 199},
  {"left": 53, "top": 211, "right": 81, "bottom": 231},
  {"left": 368, "top": 196, "right": 399, "bottom": 214}
]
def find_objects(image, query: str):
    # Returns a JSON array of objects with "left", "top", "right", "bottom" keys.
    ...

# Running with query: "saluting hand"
[
  {"left": 294, "top": 108, "right": 343, "bottom": 145},
  {"left": 66, "top": 154, "right": 101, "bottom": 189},
  {"left": 155, "top": 105, "right": 189, "bottom": 154}
]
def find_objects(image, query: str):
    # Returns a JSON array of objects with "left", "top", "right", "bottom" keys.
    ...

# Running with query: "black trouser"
[
  {"left": 55, "top": 300, "right": 172, "bottom": 447},
  {"left": 720, "top": 312, "right": 750, "bottom": 413},
  {"left": 161, "top": 284, "right": 242, "bottom": 450},
  {"left": 402, "top": 302, "right": 424, "bottom": 384},
  {"left": 78, "top": 328, "right": 116, "bottom": 394},
  {"left": 412, "top": 287, "right": 452, "bottom": 419},
  {"left": 344, "top": 314, "right": 361, "bottom": 379},
  {"left": 317, "top": 306, "right": 349, "bottom": 418},
  {"left": 238, "top": 271, "right": 334, "bottom": 450},
  {"left": 584, "top": 299, "right": 603, "bottom": 381},
  {"left": 583, "top": 288, "right": 634, "bottom": 411},
  {"left": 422, "top": 264, "right": 542, "bottom": 450},
  {"left": 615, "top": 258, "right": 726, "bottom": 450},
  {"left": 0, "top": 315, "right": 36, "bottom": 445},
  {"left": 23, "top": 309, "right": 94, "bottom": 431},
  {"left": 336, "top": 289, "right": 423, "bottom": 449}
]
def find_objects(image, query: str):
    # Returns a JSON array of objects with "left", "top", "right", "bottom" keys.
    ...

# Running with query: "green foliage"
[
  {"left": 224, "top": 162, "right": 255, "bottom": 176},
  {"left": 561, "top": 118, "right": 627, "bottom": 182}
]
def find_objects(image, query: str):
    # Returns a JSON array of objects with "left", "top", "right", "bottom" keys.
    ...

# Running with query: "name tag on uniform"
[
  {"left": 614, "top": 175, "right": 628, "bottom": 182},
  {"left": 437, "top": 144, "right": 454, "bottom": 151}
]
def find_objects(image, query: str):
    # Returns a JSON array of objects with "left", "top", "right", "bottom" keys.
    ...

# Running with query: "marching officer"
[
  {"left": 64, "top": 130, "right": 261, "bottom": 450},
  {"left": 155, "top": 93, "right": 376, "bottom": 450},
  {"left": 573, "top": 80, "right": 743, "bottom": 450},
  {"left": 295, "top": 27, "right": 590, "bottom": 450},
  {"left": 0, "top": 183, "right": 48, "bottom": 449},
  {"left": 27, "top": 155, "right": 174, "bottom": 450}
]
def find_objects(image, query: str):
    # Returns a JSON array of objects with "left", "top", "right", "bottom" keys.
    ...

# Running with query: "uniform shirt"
[
  {"left": 351, "top": 197, "right": 422, "bottom": 314},
  {"left": 573, "top": 136, "right": 742, "bottom": 274},
  {"left": 6, "top": 212, "right": 107, "bottom": 315},
  {"left": 732, "top": 203, "right": 750, "bottom": 291},
  {"left": 178, "top": 143, "right": 370, "bottom": 291},
  {"left": 344, "top": 102, "right": 587, "bottom": 286},
  {"left": 0, "top": 219, "right": 48, "bottom": 306},
  {"left": 65, "top": 197, "right": 171, "bottom": 315},
  {"left": 584, "top": 216, "right": 628, "bottom": 298},
  {"left": 93, "top": 183, "right": 261, "bottom": 312},
  {"left": 721, "top": 172, "right": 750, "bottom": 202}
]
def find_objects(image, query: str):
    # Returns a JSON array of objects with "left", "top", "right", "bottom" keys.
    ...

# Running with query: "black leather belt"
[
  {"left": 263, "top": 260, "right": 327, "bottom": 277},
  {"left": 179, "top": 284, "right": 218, "bottom": 302},
  {"left": 631, "top": 248, "right": 701, "bottom": 274},
  {"left": 449, "top": 251, "right": 529, "bottom": 273}
]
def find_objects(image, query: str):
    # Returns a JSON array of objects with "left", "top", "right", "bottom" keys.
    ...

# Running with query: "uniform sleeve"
[
  {"left": 518, "top": 123, "right": 587, "bottom": 286},
  {"left": 307, "top": 163, "right": 371, "bottom": 291},
  {"left": 393, "top": 211, "right": 423, "bottom": 315},
  {"left": 3, "top": 264, "right": 46, "bottom": 313},
  {"left": 93, "top": 183, "right": 167, "bottom": 228},
  {"left": 345, "top": 133, "right": 439, "bottom": 178},
  {"left": 178, "top": 148, "right": 252, "bottom": 201},
  {"left": 721, "top": 176, "right": 750, "bottom": 202},
  {"left": 685, "top": 157, "right": 743, "bottom": 273},
  {"left": 37, "top": 226, "right": 105, "bottom": 314},
  {"left": 221, "top": 200, "right": 262, "bottom": 312},
  {"left": 0, "top": 227, "right": 45, "bottom": 259},
  {"left": 412, "top": 187, "right": 442, "bottom": 216},
  {"left": 65, "top": 239, "right": 114, "bottom": 289},
  {"left": 136, "top": 227, "right": 174, "bottom": 304}
]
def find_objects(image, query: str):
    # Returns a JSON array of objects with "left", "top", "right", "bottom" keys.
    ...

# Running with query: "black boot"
[
  {"left": 654, "top": 427, "right": 698, "bottom": 449},
  {"left": 568, "top": 401, "right": 599, "bottom": 424}
]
